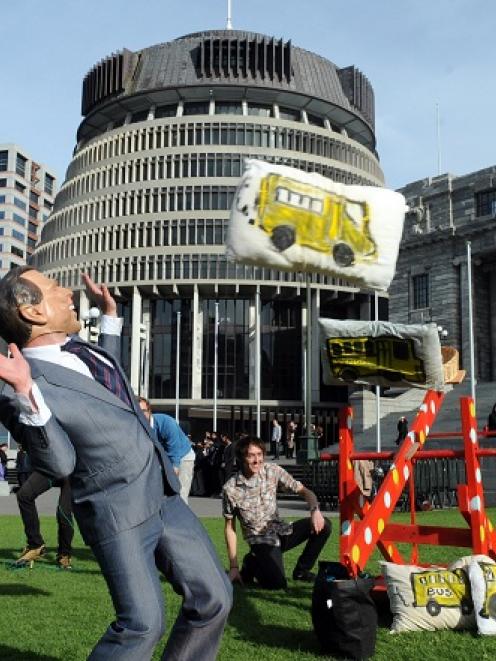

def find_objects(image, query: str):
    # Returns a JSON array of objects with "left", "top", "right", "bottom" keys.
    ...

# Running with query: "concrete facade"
[
  {"left": 389, "top": 165, "right": 496, "bottom": 382},
  {"left": 0, "top": 144, "right": 56, "bottom": 278},
  {"left": 30, "top": 29, "right": 388, "bottom": 442}
]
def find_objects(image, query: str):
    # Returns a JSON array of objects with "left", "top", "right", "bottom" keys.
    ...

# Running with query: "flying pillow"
[
  {"left": 319, "top": 318, "right": 444, "bottom": 389},
  {"left": 226, "top": 159, "right": 407, "bottom": 291}
]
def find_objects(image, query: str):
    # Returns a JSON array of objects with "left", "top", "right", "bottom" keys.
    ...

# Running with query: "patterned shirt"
[{"left": 222, "top": 463, "right": 302, "bottom": 546}]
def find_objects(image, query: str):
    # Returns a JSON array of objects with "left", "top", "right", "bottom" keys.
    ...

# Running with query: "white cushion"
[{"left": 226, "top": 159, "right": 407, "bottom": 292}]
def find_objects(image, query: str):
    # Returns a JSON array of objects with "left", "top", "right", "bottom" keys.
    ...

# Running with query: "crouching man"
[{"left": 222, "top": 436, "right": 331, "bottom": 589}]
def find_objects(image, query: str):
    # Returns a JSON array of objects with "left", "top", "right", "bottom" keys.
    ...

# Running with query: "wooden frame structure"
[{"left": 323, "top": 390, "right": 496, "bottom": 577}]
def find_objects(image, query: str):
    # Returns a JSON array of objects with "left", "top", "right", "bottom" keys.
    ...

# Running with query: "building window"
[
  {"left": 30, "top": 191, "right": 39, "bottom": 204},
  {"left": 0, "top": 151, "right": 7, "bottom": 171},
  {"left": 475, "top": 189, "right": 496, "bottom": 217},
  {"left": 0, "top": 228, "right": 3, "bottom": 235},
  {"left": 11, "top": 245, "right": 24, "bottom": 258},
  {"left": 149, "top": 299, "right": 192, "bottom": 398},
  {"left": 29, "top": 206, "right": 37, "bottom": 219},
  {"left": 201, "top": 299, "right": 250, "bottom": 399},
  {"left": 44, "top": 173, "right": 55, "bottom": 196},
  {"left": 12, "top": 229, "right": 25, "bottom": 242},
  {"left": 0, "top": 212, "right": 4, "bottom": 220},
  {"left": 183, "top": 101, "right": 210, "bottom": 116},
  {"left": 14, "top": 197, "right": 26, "bottom": 211},
  {"left": 412, "top": 273, "right": 429, "bottom": 309},
  {"left": 279, "top": 107, "right": 301, "bottom": 122},
  {"left": 13, "top": 213, "right": 26, "bottom": 226},
  {"left": 307, "top": 113, "right": 325, "bottom": 127},
  {"left": 15, "top": 180, "right": 26, "bottom": 193},
  {"left": 0, "top": 195, "right": 5, "bottom": 203},
  {"left": 16, "top": 153, "right": 27, "bottom": 178},
  {"left": 155, "top": 104, "right": 177, "bottom": 118},
  {"left": 247, "top": 102, "right": 272, "bottom": 117},
  {"left": 130, "top": 109, "right": 148, "bottom": 123},
  {"left": 0, "top": 178, "right": 6, "bottom": 187},
  {"left": 215, "top": 102, "right": 242, "bottom": 115}
]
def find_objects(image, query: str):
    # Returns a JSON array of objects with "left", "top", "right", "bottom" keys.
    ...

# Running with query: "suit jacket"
[{"left": 0, "top": 334, "right": 180, "bottom": 546}]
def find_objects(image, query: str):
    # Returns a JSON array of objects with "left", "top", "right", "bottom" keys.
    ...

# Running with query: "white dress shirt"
[{"left": 17, "top": 316, "right": 123, "bottom": 426}]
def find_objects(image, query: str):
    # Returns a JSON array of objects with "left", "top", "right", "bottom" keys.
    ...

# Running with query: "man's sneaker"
[
  {"left": 14, "top": 544, "right": 46, "bottom": 567},
  {"left": 292, "top": 569, "right": 316, "bottom": 582},
  {"left": 56, "top": 554, "right": 72, "bottom": 570}
]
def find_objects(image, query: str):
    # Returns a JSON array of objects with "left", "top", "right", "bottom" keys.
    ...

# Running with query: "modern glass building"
[{"left": 31, "top": 29, "right": 387, "bottom": 443}]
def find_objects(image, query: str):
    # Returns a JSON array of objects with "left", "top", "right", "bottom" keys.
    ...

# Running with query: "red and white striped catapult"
[{"left": 322, "top": 389, "right": 496, "bottom": 579}]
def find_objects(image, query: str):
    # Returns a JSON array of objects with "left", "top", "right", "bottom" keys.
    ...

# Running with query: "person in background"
[
  {"left": 354, "top": 459, "right": 375, "bottom": 503},
  {"left": 286, "top": 420, "right": 297, "bottom": 459},
  {"left": 223, "top": 436, "right": 331, "bottom": 590},
  {"left": 487, "top": 404, "right": 496, "bottom": 433},
  {"left": 395, "top": 416, "right": 408, "bottom": 446},
  {"left": 16, "top": 444, "right": 32, "bottom": 487},
  {"left": 0, "top": 442, "right": 7, "bottom": 481},
  {"left": 138, "top": 397, "right": 195, "bottom": 504},
  {"left": 271, "top": 418, "right": 282, "bottom": 459},
  {"left": 14, "top": 471, "right": 74, "bottom": 569}
]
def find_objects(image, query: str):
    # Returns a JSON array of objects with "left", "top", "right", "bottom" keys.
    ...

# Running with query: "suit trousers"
[
  {"left": 16, "top": 471, "right": 73, "bottom": 555},
  {"left": 88, "top": 494, "right": 232, "bottom": 661},
  {"left": 242, "top": 517, "right": 331, "bottom": 590}
]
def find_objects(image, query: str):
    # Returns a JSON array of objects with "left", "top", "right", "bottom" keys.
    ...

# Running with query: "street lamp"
[
  {"left": 82, "top": 307, "right": 101, "bottom": 328},
  {"left": 213, "top": 302, "right": 219, "bottom": 433},
  {"left": 175, "top": 310, "right": 181, "bottom": 422},
  {"left": 82, "top": 307, "right": 101, "bottom": 343}
]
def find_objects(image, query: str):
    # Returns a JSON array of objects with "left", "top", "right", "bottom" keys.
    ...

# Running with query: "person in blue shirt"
[{"left": 139, "top": 397, "right": 195, "bottom": 504}]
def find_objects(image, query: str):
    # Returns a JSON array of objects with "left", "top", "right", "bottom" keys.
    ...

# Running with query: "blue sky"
[{"left": 1, "top": 0, "right": 494, "bottom": 189}]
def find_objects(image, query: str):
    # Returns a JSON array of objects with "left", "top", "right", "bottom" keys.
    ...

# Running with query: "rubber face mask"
[{"left": 20, "top": 270, "right": 81, "bottom": 338}]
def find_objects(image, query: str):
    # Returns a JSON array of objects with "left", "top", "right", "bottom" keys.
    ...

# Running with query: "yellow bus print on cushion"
[
  {"left": 478, "top": 562, "right": 496, "bottom": 619},
  {"left": 326, "top": 336, "right": 426, "bottom": 384},
  {"left": 255, "top": 174, "right": 377, "bottom": 267},
  {"left": 411, "top": 569, "right": 473, "bottom": 617}
]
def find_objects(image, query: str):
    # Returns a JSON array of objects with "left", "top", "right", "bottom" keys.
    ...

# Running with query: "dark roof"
[{"left": 81, "top": 29, "right": 375, "bottom": 131}]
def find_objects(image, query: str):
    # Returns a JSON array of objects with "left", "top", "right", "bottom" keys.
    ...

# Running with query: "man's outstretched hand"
[
  {"left": 0, "top": 344, "right": 33, "bottom": 395},
  {"left": 82, "top": 273, "right": 117, "bottom": 317}
]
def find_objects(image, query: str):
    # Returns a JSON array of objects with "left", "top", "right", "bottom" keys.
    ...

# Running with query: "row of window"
[
  {"left": 0, "top": 177, "right": 54, "bottom": 209},
  {"left": 120, "top": 101, "right": 328, "bottom": 126},
  {"left": 43, "top": 185, "right": 240, "bottom": 241},
  {"left": 0, "top": 151, "right": 55, "bottom": 194},
  {"left": 36, "top": 252, "right": 352, "bottom": 290},
  {"left": 83, "top": 100, "right": 347, "bottom": 147},
  {"left": 39, "top": 218, "right": 232, "bottom": 262},
  {"left": 57, "top": 151, "right": 373, "bottom": 210},
  {"left": 68, "top": 120, "right": 380, "bottom": 181}
]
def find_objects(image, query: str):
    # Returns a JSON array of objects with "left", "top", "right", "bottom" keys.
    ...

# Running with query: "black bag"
[{"left": 311, "top": 561, "right": 377, "bottom": 660}]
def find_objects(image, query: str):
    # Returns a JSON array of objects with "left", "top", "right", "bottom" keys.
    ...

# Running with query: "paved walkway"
[{"left": 0, "top": 488, "right": 336, "bottom": 519}]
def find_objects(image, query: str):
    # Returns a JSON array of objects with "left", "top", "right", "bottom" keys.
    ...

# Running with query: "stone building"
[
  {"left": 30, "top": 29, "right": 387, "bottom": 440},
  {"left": 389, "top": 165, "right": 496, "bottom": 382}
]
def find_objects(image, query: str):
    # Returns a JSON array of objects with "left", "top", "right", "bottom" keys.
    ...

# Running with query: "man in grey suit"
[{"left": 0, "top": 266, "right": 232, "bottom": 660}]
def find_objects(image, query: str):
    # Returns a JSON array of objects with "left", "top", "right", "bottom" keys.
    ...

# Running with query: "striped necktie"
[{"left": 62, "top": 338, "right": 132, "bottom": 407}]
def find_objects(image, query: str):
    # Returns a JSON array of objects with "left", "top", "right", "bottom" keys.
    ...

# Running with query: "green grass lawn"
[{"left": 1, "top": 509, "right": 496, "bottom": 660}]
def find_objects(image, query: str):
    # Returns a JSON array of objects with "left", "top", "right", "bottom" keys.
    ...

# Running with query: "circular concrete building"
[{"left": 31, "top": 30, "right": 386, "bottom": 441}]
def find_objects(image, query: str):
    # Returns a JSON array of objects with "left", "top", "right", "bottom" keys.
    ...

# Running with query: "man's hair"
[
  {"left": 0, "top": 266, "right": 42, "bottom": 347},
  {"left": 234, "top": 436, "right": 265, "bottom": 464}
]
